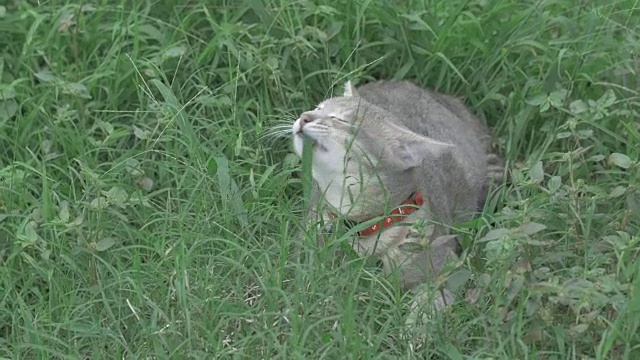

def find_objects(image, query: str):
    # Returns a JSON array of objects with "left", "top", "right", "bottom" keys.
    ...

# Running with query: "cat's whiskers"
[{"left": 258, "top": 120, "right": 297, "bottom": 144}]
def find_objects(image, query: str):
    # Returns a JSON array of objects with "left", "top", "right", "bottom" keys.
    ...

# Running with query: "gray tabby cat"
[{"left": 291, "top": 80, "right": 503, "bottom": 327}]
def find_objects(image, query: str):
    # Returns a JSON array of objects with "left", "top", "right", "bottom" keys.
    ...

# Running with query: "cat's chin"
[{"left": 295, "top": 133, "right": 327, "bottom": 152}]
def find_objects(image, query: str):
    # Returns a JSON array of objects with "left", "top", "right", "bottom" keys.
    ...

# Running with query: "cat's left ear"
[{"left": 343, "top": 81, "right": 358, "bottom": 97}]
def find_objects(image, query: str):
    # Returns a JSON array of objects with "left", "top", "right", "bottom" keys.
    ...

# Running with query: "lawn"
[{"left": 1, "top": 0, "right": 639, "bottom": 358}]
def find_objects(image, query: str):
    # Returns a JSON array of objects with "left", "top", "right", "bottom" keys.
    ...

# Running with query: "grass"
[{"left": 1, "top": 0, "right": 639, "bottom": 358}]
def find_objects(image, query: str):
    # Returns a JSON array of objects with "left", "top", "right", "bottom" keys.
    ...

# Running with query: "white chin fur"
[
  {"left": 291, "top": 118, "right": 301, "bottom": 134},
  {"left": 309, "top": 142, "right": 363, "bottom": 212},
  {"left": 292, "top": 117, "right": 304, "bottom": 156},
  {"left": 293, "top": 134, "right": 304, "bottom": 157}
]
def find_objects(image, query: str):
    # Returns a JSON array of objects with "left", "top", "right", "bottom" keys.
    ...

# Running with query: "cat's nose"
[{"left": 299, "top": 113, "right": 314, "bottom": 130}]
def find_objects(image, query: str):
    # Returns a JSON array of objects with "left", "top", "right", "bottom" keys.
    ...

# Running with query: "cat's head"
[{"left": 291, "top": 81, "right": 451, "bottom": 219}]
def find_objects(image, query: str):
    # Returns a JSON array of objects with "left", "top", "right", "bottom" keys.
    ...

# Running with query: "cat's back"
[{"left": 356, "top": 80, "right": 490, "bottom": 153}]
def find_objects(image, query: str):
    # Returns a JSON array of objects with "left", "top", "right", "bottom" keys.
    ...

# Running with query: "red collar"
[{"left": 329, "top": 192, "right": 424, "bottom": 237}]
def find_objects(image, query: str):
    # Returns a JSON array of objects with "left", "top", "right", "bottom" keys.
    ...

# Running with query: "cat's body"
[{"left": 291, "top": 80, "right": 503, "bottom": 321}]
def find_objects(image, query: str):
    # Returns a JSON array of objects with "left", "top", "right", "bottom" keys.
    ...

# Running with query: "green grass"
[{"left": 1, "top": 0, "right": 639, "bottom": 358}]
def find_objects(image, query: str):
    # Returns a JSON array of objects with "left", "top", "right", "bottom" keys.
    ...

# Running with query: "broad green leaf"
[
  {"left": 133, "top": 125, "right": 147, "bottom": 140},
  {"left": 576, "top": 129, "right": 593, "bottom": 139},
  {"left": 525, "top": 93, "right": 547, "bottom": 106},
  {"left": 608, "top": 153, "right": 632, "bottom": 169},
  {"left": 569, "top": 323, "right": 589, "bottom": 336},
  {"left": 597, "top": 89, "right": 616, "bottom": 108},
  {"left": 95, "top": 237, "right": 116, "bottom": 252},
  {"left": 62, "top": 82, "right": 91, "bottom": 99},
  {"left": 529, "top": 160, "right": 544, "bottom": 183},
  {"left": 90, "top": 196, "right": 108, "bottom": 210},
  {"left": 34, "top": 70, "right": 59, "bottom": 83},
  {"left": 18, "top": 221, "right": 40, "bottom": 247},
  {"left": 0, "top": 84, "right": 15, "bottom": 100},
  {"left": 569, "top": 99, "right": 588, "bottom": 114},
  {"left": 0, "top": 99, "right": 18, "bottom": 122},
  {"left": 548, "top": 176, "right": 562, "bottom": 192},
  {"left": 519, "top": 222, "right": 547, "bottom": 236},
  {"left": 478, "top": 228, "right": 509, "bottom": 242},
  {"left": 163, "top": 45, "right": 187, "bottom": 59},
  {"left": 608, "top": 186, "right": 627, "bottom": 198},
  {"left": 104, "top": 186, "right": 128, "bottom": 206},
  {"left": 124, "top": 158, "right": 143, "bottom": 176},
  {"left": 58, "top": 201, "right": 70, "bottom": 223},
  {"left": 549, "top": 89, "right": 568, "bottom": 102},
  {"left": 627, "top": 194, "right": 640, "bottom": 218}
]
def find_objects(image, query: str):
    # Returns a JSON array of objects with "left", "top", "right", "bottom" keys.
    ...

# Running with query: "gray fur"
[{"left": 291, "top": 80, "right": 503, "bottom": 326}]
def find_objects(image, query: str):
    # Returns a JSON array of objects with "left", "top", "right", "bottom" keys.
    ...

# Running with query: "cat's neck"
[
  {"left": 313, "top": 167, "right": 418, "bottom": 221},
  {"left": 312, "top": 167, "right": 361, "bottom": 215}
]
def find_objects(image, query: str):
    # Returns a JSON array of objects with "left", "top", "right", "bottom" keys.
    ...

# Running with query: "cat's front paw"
[{"left": 402, "top": 286, "right": 455, "bottom": 349}]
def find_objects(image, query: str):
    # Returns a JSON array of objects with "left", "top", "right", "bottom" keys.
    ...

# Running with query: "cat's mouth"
[{"left": 296, "top": 132, "right": 327, "bottom": 151}]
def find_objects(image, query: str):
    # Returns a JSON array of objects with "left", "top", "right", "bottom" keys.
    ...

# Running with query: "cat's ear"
[
  {"left": 343, "top": 81, "right": 358, "bottom": 97},
  {"left": 387, "top": 126, "right": 453, "bottom": 170}
]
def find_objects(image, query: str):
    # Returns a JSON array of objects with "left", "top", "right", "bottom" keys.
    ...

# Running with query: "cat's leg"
[
  {"left": 390, "top": 231, "right": 461, "bottom": 345},
  {"left": 403, "top": 233, "right": 460, "bottom": 316}
]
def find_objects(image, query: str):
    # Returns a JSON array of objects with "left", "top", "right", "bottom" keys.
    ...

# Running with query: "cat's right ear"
[
  {"left": 390, "top": 136, "right": 453, "bottom": 170},
  {"left": 343, "top": 81, "right": 358, "bottom": 97},
  {"left": 386, "top": 124, "right": 454, "bottom": 170}
]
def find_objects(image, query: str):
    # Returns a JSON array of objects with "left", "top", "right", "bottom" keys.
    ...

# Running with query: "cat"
[{"left": 291, "top": 80, "right": 503, "bottom": 330}]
